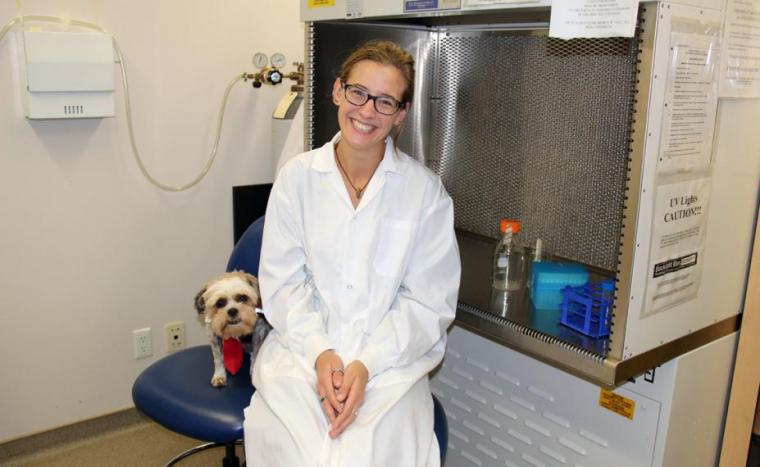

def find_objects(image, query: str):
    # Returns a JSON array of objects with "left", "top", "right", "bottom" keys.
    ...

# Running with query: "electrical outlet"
[
  {"left": 133, "top": 328, "right": 152, "bottom": 359},
  {"left": 165, "top": 321, "right": 185, "bottom": 353}
]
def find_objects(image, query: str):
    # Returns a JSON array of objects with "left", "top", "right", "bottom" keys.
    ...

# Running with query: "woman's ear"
[
  {"left": 332, "top": 78, "right": 343, "bottom": 106},
  {"left": 394, "top": 101, "right": 410, "bottom": 126}
]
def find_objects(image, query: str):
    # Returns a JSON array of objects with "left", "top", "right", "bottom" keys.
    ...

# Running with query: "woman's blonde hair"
[{"left": 339, "top": 40, "right": 415, "bottom": 105}]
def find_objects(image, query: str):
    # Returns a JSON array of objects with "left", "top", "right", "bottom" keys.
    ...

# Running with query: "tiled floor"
[{"left": 1, "top": 411, "right": 245, "bottom": 467}]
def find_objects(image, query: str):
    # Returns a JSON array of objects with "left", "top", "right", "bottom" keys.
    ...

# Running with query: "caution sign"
[
  {"left": 644, "top": 178, "right": 710, "bottom": 317},
  {"left": 599, "top": 388, "right": 635, "bottom": 420}
]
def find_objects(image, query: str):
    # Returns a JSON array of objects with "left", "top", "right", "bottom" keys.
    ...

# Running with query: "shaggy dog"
[{"left": 194, "top": 271, "right": 271, "bottom": 387}]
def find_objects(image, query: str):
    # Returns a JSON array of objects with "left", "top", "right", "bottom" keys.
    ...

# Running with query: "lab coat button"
[{"left": 346, "top": 284, "right": 353, "bottom": 290}]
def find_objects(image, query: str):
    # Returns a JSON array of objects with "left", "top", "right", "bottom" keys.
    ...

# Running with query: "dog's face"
[{"left": 195, "top": 271, "right": 259, "bottom": 340}]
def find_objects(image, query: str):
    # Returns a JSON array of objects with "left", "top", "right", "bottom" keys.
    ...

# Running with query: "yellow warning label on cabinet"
[
  {"left": 599, "top": 388, "right": 635, "bottom": 420},
  {"left": 308, "top": 0, "right": 335, "bottom": 7}
]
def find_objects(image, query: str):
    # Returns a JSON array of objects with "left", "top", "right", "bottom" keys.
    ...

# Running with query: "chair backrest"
[{"left": 226, "top": 216, "right": 265, "bottom": 275}]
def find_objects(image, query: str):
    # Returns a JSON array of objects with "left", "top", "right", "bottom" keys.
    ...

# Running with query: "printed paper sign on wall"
[
  {"left": 644, "top": 178, "right": 711, "bottom": 317},
  {"left": 658, "top": 31, "right": 720, "bottom": 173},
  {"left": 719, "top": 0, "right": 760, "bottom": 98},
  {"left": 549, "top": 0, "right": 638, "bottom": 39}
]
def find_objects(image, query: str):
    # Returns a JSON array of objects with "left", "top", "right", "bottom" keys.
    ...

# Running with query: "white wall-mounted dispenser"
[{"left": 18, "top": 30, "right": 115, "bottom": 119}]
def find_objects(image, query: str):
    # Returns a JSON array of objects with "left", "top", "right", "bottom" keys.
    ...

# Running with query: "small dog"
[{"left": 194, "top": 271, "right": 271, "bottom": 387}]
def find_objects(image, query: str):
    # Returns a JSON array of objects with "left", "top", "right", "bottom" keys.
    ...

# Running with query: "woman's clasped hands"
[{"left": 315, "top": 349, "right": 369, "bottom": 439}]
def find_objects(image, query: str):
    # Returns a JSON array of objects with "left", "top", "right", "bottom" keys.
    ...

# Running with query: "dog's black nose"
[{"left": 227, "top": 308, "right": 239, "bottom": 318}]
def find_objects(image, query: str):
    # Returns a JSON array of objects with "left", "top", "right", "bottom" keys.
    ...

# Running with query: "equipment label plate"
[
  {"left": 599, "top": 388, "right": 635, "bottom": 419},
  {"left": 405, "top": 0, "right": 461, "bottom": 12},
  {"left": 308, "top": 0, "right": 335, "bottom": 7}
]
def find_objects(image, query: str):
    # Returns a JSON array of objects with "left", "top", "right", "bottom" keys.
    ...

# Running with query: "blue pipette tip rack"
[{"left": 531, "top": 262, "right": 589, "bottom": 310}]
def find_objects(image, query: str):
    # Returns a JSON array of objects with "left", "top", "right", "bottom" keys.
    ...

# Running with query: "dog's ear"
[
  {"left": 240, "top": 272, "right": 262, "bottom": 308},
  {"left": 194, "top": 288, "right": 207, "bottom": 314},
  {"left": 242, "top": 272, "right": 259, "bottom": 290}
]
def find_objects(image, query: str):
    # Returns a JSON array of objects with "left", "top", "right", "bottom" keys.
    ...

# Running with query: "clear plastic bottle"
[{"left": 492, "top": 219, "right": 527, "bottom": 291}]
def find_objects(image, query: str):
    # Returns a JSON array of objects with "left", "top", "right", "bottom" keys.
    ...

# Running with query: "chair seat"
[{"left": 132, "top": 345, "right": 254, "bottom": 443}]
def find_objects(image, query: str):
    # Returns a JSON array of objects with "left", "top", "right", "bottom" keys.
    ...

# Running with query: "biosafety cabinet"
[{"left": 302, "top": 1, "right": 760, "bottom": 466}]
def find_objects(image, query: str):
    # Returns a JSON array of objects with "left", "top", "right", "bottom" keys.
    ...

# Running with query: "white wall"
[{"left": 0, "top": 0, "right": 303, "bottom": 442}]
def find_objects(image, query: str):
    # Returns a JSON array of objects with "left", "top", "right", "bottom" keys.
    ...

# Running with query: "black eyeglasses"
[{"left": 341, "top": 81, "right": 404, "bottom": 116}]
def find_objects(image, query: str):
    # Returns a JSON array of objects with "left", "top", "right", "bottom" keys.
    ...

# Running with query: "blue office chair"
[{"left": 132, "top": 216, "right": 448, "bottom": 466}]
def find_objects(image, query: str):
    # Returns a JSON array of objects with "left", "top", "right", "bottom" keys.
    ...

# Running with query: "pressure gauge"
[
  {"left": 253, "top": 53, "right": 268, "bottom": 68},
  {"left": 270, "top": 53, "right": 286, "bottom": 68}
]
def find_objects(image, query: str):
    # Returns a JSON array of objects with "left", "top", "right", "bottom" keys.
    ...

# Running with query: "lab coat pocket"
[{"left": 373, "top": 219, "right": 416, "bottom": 277}]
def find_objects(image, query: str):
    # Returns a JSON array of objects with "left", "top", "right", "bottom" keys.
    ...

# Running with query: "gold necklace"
[{"left": 335, "top": 148, "right": 380, "bottom": 200}]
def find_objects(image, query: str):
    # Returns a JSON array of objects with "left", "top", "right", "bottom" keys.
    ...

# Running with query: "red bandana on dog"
[{"left": 223, "top": 338, "right": 244, "bottom": 375}]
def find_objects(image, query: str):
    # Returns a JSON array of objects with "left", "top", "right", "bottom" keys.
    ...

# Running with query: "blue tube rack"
[{"left": 559, "top": 280, "right": 615, "bottom": 338}]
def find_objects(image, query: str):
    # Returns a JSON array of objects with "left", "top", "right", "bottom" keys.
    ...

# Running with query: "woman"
[{"left": 243, "top": 40, "right": 460, "bottom": 467}]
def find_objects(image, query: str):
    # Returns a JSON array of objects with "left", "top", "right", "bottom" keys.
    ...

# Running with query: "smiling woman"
[
  {"left": 242, "top": 40, "right": 461, "bottom": 467},
  {"left": 332, "top": 60, "right": 408, "bottom": 186}
]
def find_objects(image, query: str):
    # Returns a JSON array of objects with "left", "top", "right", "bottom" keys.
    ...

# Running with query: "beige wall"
[{"left": 0, "top": 0, "right": 303, "bottom": 442}]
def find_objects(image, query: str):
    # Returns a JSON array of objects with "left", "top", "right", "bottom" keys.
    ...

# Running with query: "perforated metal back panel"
[
  {"left": 430, "top": 32, "right": 638, "bottom": 271},
  {"left": 308, "top": 24, "right": 638, "bottom": 271}
]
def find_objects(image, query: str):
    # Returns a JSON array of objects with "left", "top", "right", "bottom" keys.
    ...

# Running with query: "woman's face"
[{"left": 332, "top": 60, "right": 409, "bottom": 155}]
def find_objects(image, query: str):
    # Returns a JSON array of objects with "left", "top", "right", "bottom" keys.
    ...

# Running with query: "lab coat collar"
[{"left": 310, "top": 132, "right": 407, "bottom": 175}]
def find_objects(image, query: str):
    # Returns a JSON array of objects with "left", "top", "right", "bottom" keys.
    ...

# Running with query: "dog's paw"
[{"left": 211, "top": 375, "right": 227, "bottom": 387}]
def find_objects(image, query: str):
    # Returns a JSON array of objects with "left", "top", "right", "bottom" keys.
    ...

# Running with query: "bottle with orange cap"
[{"left": 492, "top": 219, "right": 527, "bottom": 291}]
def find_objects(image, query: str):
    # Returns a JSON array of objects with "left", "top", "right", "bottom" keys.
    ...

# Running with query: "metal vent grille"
[
  {"left": 429, "top": 33, "right": 638, "bottom": 270},
  {"left": 64, "top": 105, "right": 84, "bottom": 115}
]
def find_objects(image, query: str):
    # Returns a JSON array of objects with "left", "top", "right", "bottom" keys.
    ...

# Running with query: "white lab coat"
[{"left": 243, "top": 133, "right": 461, "bottom": 467}]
